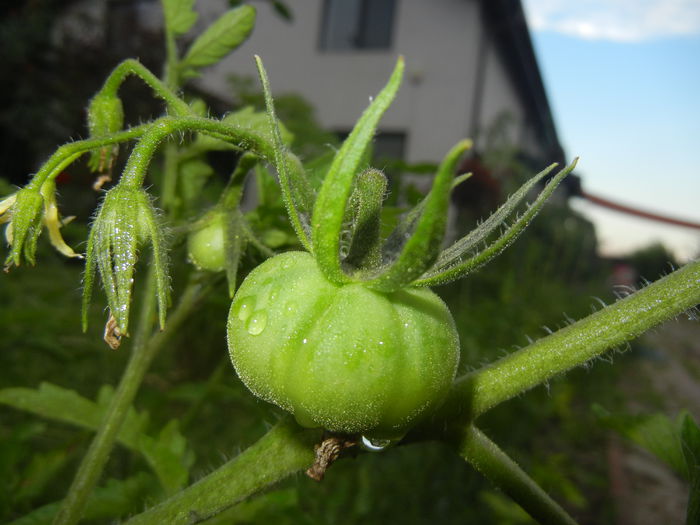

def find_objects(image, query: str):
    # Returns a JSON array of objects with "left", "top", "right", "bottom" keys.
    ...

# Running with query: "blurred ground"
[{"left": 610, "top": 318, "right": 700, "bottom": 525}]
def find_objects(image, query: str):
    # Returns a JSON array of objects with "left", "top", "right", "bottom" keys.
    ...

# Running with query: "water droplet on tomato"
[
  {"left": 236, "top": 297, "right": 255, "bottom": 321},
  {"left": 246, "top": 311, "right": 267, "bottom": 335},
  {"left": 360, "top": 436, "right": 392, "bottom": 452}
]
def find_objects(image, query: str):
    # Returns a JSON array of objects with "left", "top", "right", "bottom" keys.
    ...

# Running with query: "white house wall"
[
  {"left": 477, "top": 33, "right": 526, "bottom": 154},
  {"left": 198, "top": 0, "right": 488, "bottom": 164}
]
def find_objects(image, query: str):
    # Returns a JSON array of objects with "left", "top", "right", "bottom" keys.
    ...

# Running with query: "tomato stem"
[
  {"left": 446, "top": 259, "right": 700, "bottom": 421},
  {"left": 457, "top": 425, "right": 578, "bottom": 525}
]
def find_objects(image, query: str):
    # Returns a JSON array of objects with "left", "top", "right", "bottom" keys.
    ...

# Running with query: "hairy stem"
[
  {"left": 119, "top": 116, "right": 279, "bottom": 188},
  {"left": 124, "top": 419, "right": 321, "bottom": 524},
  {"left": 101, "top": 59, "right": 190, "bottom": 116},
  {"left": 52, "top": 277, "right": 208, "bottom": 525},
  {"left": 26, "top": 126, "right": 149, "bottom": 191},
  {"left": 457, "top": 425, "right": 578, "bottom": 525},
  {"left": 445, "top": 259, "right": 700, "bottom": 421}
]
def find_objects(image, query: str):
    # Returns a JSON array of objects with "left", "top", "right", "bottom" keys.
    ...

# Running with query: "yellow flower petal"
[
  {"left": 40, "top": 180, "right": 82, "bottom": 259},
  {"left": 0, "top": 193, "right": 17, "bottom": 223},
  {"left": 43, "top": 200, "right": 82, "bottom": 259}
]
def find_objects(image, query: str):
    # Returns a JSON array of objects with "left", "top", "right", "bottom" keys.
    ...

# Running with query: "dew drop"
[
  {"left": 246, "top": 310, "right": 267, "bottom": 335},
  {"left": 236, "top": 297, "right": 256, "bottom": 322},
  {"left": 360, "top": 435, "right": 392, "bottom": 452}
]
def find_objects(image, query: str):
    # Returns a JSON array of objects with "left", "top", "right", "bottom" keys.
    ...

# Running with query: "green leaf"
[
  {"left": 182, "top": 6, "right": 255, "bottom": 70},
  {"left": 593, "top": 405, "right": 687, "bottom": 478},
  {"left": 0, "top": 383, "right": 192, "bottom": 494},
  {"left": 271, "top": 1, "right": 293, "bottom": 22},
  {"left": 311, "top": 57, "right": 404, "bottom": 285},
  {"left": 162, "top": 0, "right": 198, "bottom": 36},
  {"left": 179, "top": 158, "right": 214, "bottom": 205},
  {"left": 680, "top": 414, "right": 700, "bottom": 524},
  {"left": 13, "top": 449, "right": 69, "bottom": 504},
  {"left": 8, "top": 473, "right": 157, "bottom": 525},
  {"left": 0, "top": 383, "right": 147, "bottom": 449},
  {"left": 192, "top": 106, "right": 293, "bottom": 153},
  {"left": 138, "top": 420, "right": 194, "bottom": 494}
]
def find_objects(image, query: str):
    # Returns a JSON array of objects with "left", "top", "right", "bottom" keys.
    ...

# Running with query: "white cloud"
[{"left": 522, "top": 0, "right": 700, "bottom": 41}]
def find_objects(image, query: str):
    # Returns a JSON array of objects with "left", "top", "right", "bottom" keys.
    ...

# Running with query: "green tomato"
[
  {"left": 227, "top": 251, "right": 459, "bottom": 439},
  {"left": 187, "top": 212, "right": 225, "bottom": 272}
]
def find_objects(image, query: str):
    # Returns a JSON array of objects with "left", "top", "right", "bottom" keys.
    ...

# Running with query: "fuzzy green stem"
[
  {"left": 445, "top": 259, "right": 700, "bottom": 421},
  {"left": 161, "top": 141, "right": 180, "bottom": 213},
  {"left": 26, "top": 126, "right": 149, "bottom": 191},
  {"left": 119, "top": 116, "right": 279, "bottom": 188},
  {"left": 124, "top": 419, "right": 321, "bottom": 524},
  {"left": 53, "top": 278, "right": 207, "bottom": 525},
  {"left": 457, "top": 425, "right": 578, "bottom": 525},
  {"left": 101, "top": 59, "right": 189, "bottom": 116},
  {"left": 164, "top": 32, "right": 180, "bottom": 90}
]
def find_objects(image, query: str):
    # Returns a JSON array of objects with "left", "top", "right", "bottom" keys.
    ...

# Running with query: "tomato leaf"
[
  {"left": 179, "top": 158, "right": 214, "bottom": 206},
  {"left": 9, "top": 473, "right": 157, "bottom": 525},
  {"left": 162, "top": 0, "right": 198, "bottom": 36},
  {"left": 0, "top": 383, "right": 192, "bottom": 494},
  {"left": 311, "top": 57, "right": 404, "bottom": 285},
  {"left": 181, "top": 6, "right": 255, "bottom": 71},
  {"left": 681, "top": 413, "right": 700, "bottom": 524},
  {"left": 191, "top": 107, "right": 292, "bottom": 154}
]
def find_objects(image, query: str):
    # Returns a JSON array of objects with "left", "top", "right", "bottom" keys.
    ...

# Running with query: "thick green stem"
[
  {"left": 445, "top": 259, "right": 700, "bottom": 421},
  {"left": 101, "top": 59, "right": 189, "bottom": 116},
  {"left": 52, "top": 278, "right": 207, "bottom": 525},
  {"left": 124, "top": 420, "right": 321, "bottom": 524},
  {"left": 457, "top": 425, "right": 578, "bottom": 525}
]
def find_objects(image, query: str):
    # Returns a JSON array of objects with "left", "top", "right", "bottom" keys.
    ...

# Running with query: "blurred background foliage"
[{"left": 0, "top": 2, "right": 696, "bottom": 524}]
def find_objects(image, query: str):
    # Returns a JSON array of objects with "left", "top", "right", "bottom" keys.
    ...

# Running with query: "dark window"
[{"left": 320, "top": 0, "right": 396, "bottom": 51}]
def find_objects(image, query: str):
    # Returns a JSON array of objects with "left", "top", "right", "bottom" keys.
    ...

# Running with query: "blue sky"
[{"left": 522, "top": 0, "right": 700, "bottom": 261}]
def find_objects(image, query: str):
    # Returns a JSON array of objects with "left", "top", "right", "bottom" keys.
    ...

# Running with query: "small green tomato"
[
  {"left": 227, "top": 251, "right": 460, "bottom": 439},
  {"left": 187, "top": 211, "right": 225, "bottom": 272}
]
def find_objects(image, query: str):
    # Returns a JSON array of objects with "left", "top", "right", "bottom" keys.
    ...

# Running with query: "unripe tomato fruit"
[
  {"left": 227, "top": 251, "right": 459, "bottom": 439},
  {"left": 187, "top": 212, "right": 225, "bottom": 272}
]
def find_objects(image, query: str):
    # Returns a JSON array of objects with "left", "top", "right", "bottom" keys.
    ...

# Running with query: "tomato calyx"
[{"left": 254, "top": 57, "right": 578, "bottom": 294}]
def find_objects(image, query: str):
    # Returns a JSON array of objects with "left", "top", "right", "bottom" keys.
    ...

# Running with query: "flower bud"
[
  {"left": 3, "top": 188, "right": 43, "bottom": 269},
  {"left": 86, "top": 92, "right": 124, "bottom": 174},
  {"left": 83, "top": 185, "right": 169, "bottom": 334}
]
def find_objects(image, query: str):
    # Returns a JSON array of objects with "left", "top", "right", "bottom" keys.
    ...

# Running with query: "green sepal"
[
  {"left": 362, "top": 140, "right": 471, "bottom": 292},
  {"left": 82, "top": 185, "right": 170, "bottom": 334},
  {"left": 255, "top": 56, "right": 315, "bottom": 251},
  {"left": 413, "top": 159, "right": 578, "bottom": 287},
  {"left": 343, "top": 169, "right": 387, "bottom": 271},
  {"left": 311, "top": 57, "right": 404, "bottom": 285},
  {"left": 3, "top": 188, "right": 44, "bottom": 269},
  {"left": 87, "top": 92, "right": 124, "bottom": 173}
]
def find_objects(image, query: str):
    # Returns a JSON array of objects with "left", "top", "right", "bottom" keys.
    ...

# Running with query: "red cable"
[{"left": 579, "top": 191, "right": 700, "bottom": 230}]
